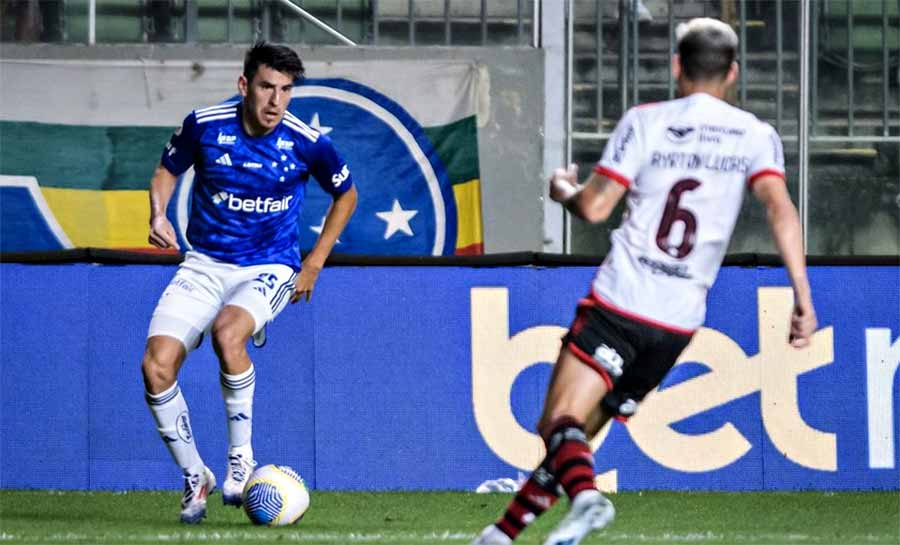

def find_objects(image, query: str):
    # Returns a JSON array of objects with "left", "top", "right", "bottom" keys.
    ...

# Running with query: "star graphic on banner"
[
  {"left": 308, "top": 113, "right": 333, "bottom": 135},
  {"left": 375, "top": 200, "right": 418, "bottom": 239},
  {"left": 310, "top": 215, "right": 340, "bottom": 243}
]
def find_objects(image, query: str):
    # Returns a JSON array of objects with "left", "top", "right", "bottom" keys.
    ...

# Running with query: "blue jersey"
[{"left": 160, "top": 101, "right": 353, "bottom": 270}]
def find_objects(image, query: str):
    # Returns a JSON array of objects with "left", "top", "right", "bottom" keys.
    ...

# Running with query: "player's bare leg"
[
  {"left": 537, "top": 347, "right": 608, "bottom": 432},
  {"left": 211, "top": 305, "right": 256, "bottom": 375},
  {"left": 472, "top": 349, "right": 614, "bottom": 544},
  {"left": 585, "top": 404, "right": 613, "bottom": 441},
  {"left": 538, "top": 348, "right": 615, "bottom": 545},
  {"left": 211, "top": 305, "right": 259, "bottom": 506},
  {"left": 142, "top": 335, "right": 186, "bottom": 395},
  {"left": 142, "top": 336, "right": 216, "bottom": 523}
]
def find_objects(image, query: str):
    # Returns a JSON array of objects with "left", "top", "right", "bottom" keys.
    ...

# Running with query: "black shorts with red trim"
[{"left": 562, "top": 295, "right": 693, "bottom": 420}]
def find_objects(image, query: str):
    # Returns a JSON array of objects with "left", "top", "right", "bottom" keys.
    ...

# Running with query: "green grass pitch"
[{"left": 0, "top": 490, "right": 897, "bottom": 544}]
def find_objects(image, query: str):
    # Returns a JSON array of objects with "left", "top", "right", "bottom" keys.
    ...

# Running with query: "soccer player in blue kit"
[{"left": 140, "top": 42, "right": 357, "bottom": 523}]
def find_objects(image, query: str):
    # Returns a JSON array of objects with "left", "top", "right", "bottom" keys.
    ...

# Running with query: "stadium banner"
[
  {"left": 0, "top": 59, "right": 485, "bottom": 255},
  {"left": 1, "top": 263, "right": 897, "bottom": 492}
]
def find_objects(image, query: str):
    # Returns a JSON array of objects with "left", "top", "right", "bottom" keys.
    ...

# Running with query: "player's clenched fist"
[
  {"left": 148, "top": 215, "right": 180, "bottom": 250},
  {"left": 549, "top": 163, "right": 579, "bottom": 203}
]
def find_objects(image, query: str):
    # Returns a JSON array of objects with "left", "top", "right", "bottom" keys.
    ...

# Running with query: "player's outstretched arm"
[
  {"left": 292, "top": 185, "right": 358, "bottom": 303},
  {"left": 147, "top": 164, "right": 180, "bottom": 250},
  {"left": 549, "top": 164, "right": 627, "bottom": 224},
  {"left": 753, "top": 175, "right": 817, "bottom": 347}
]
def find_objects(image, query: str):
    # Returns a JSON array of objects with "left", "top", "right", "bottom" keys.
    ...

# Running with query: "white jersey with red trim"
[{"left": 592, "top": 92, "right": 785, "bottom": 332}]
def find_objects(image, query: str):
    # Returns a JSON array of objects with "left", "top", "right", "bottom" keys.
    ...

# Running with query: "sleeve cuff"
[
  {"left": 159, "top": 157, "right": 186, "bottom": 178},
  {"left": 747, "top": 168, "right": 786, "bottom": 188},
  {"left": 593, "top": 165, "right": 632, "bottom": 188}
]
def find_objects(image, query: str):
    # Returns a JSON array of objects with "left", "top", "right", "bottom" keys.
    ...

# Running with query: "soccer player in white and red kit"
[{"left": 472, "top": 18, "right": 817, "bottom": 545}]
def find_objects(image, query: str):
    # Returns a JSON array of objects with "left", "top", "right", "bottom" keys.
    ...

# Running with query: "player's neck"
[
  {"left": 241, "top": 110, "right": 274, "bottom": 138},
  {"left": 677, "top": 80, "right": 730, "bottom": 101}
]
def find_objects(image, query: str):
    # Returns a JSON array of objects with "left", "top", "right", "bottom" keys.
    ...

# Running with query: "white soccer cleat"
[
  {"left": 180, "top": 466, "right": 216, "bottom": 524},
  {"left": 542, "top": 490, "right": 615, "bottom": 545},
  {"left": 470, "top": 524, "right": 512, "bottom": 545},
  {"left": 222, "top": 450, "right": 257, "bottom": 507}
]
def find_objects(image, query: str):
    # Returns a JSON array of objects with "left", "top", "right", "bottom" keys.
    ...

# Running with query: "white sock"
[
  {"left": 220, "top": 364, "right": 255, "bottom": 452},
  {"left": 145, "top": 382, "right": 204, "bottom": 476}
]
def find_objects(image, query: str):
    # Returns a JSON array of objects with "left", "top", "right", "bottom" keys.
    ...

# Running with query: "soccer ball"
[{"left": 242, "top": 464, "right": 310, "bottom": 526}]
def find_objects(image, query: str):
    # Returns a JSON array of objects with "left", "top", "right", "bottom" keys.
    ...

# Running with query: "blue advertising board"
[{"left": 1, "top": 263, "right": 897, "bottom": 491}]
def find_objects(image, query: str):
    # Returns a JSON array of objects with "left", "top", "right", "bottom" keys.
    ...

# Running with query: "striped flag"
[{"left": 0, "top": 59, "right": 485, "bottom": 256}]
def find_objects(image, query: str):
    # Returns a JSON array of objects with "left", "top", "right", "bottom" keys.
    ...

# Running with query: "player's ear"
[
  {"left": 725, "top": 61, "right": 739, "bottom": 87},
  {"left": 238, "top": 74, "right": 249, "bottom": 97},
  {"left": 671, "top": 53, "right": 682, "bottom": 80}
]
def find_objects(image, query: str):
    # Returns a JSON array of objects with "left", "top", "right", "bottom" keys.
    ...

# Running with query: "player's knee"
[
  {"left": 211, "top": 321, "right": 249, "bottom": 360},
  {"left": 141, "top": 343, "right": 179, "bottom": 392},
  {"left": 537, "top": 413, "right": 583, "bottom": 444}
]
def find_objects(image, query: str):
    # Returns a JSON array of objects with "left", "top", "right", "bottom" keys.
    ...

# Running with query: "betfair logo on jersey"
[
  {"left": 211, "top": 191, "right": 293, "bottom": 213},
  {"left": 331, "top": 164, "right": 350, "bottom": 187}
]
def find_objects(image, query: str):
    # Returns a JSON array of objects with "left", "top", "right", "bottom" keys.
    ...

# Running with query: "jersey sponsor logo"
[
  {"left": 666, "top": 125, "right": 695, "bottom": 144},
  {"left": 593, "top": 344, "right": 624, "bottom": 378},
  {"left": 701, "top": 125, "right": 745, "bottom": 135},
  {"left": 769, "top": 131, "right": 785, "bottom": 168},
  {"left": 212, "top": 191, "right": 294, "bottom": 213},
  {"left": 618, "top": 398, "right": 638, "bottom": 416},
  {"left": 698, "top": 125, "right": 745, "bottom": 144},
  {"left": 215, "top": 153, "right": 232, "bottom": 166},
  {"left": 242, "top": 161, "right": 263, "bottom": 169},
  {"left": 638, "top": 255, "right": 692, "bottom": 279},
  {"left": 217, "top": 132, "right": 237, "bottom": 145},
  {"left": 276, "top": 137, "right": 294, "bottom": 150},
  {"left": 611, "top": 125, "right": 635, "bottom": 163},
  {"left": 331, "top": 164, "right": 350, "bottom": 188}
]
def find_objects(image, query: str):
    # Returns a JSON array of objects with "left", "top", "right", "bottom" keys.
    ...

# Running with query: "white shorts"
[{"left": 148, "top": 251, "right": 297, "bottom": 351}]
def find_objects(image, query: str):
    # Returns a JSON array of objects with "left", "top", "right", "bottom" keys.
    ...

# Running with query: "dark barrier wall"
[{"left": 1, "top": 263, "right": 898, "bottom": 491}]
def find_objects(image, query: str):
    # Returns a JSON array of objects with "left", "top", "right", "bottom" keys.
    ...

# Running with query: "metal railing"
[
  {"left": 1, "top": 1, "right": 538, "bottom": 47},
  {"left": 274, "top": 0, "right": 357, "bottom": 45},
  {"left": 371, "top": 0, "right": 538, "bottom": 46}
]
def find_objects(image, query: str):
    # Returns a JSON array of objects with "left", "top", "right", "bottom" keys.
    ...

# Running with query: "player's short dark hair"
[
  {"left": 676, "top": 18, "right": 738, "bottom": 82},
  {"left": 243, "top": 41, "right": 305, "bottom": 83}
]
